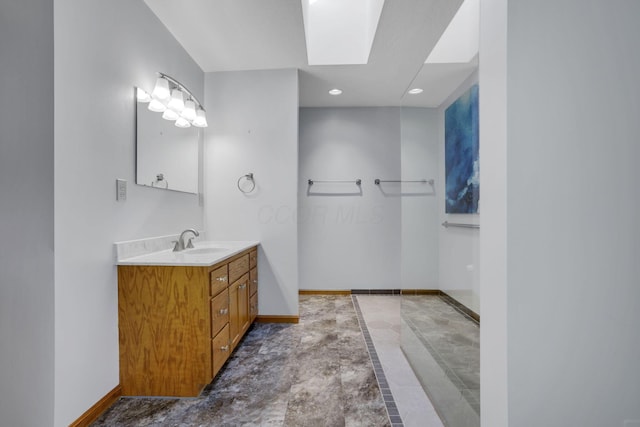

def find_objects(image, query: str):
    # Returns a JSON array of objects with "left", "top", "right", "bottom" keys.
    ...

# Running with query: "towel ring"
[
  {"left": 151, "top": 173, "right": 168, "bottom": 188},
  {"left": 237, "top": 173, "right": 255, "bottom": 194}
]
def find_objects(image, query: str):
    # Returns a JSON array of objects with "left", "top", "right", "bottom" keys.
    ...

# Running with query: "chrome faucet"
[{"left": 173, "top": 228, "right": 199, "bottom": 252}]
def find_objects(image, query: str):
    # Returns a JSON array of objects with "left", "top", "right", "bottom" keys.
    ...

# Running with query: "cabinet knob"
[
  {"left": 239, "top": 283, "right": 247, "bottom": 290},
  {"left": 218, "top": 308, "right": 228, "bottom": 315},
  {"left": 216, "top": 276, "right": 227, "bottom": 282},
  {"left": 220, "top": 345, "right": 229, "bottom": 352},
  {"left": 252, "top": 279, "right": 258, "bottom": 284}
]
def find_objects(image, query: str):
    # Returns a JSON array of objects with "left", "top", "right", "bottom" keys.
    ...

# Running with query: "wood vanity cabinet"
[{"left": 117, "top": 246, "right": 258, "bottom": 397}]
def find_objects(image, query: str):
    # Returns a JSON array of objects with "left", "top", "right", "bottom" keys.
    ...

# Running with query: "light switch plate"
[{"left": 116, "top": 179, "right": 127, "bottom": 201}]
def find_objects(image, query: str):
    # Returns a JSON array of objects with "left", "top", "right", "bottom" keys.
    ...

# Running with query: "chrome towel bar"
[
  {"left": 442, "top": 221, "right": 479, "bottom": 229},
  {"left": 308, "top": 179, "right": 361, "bottom": 186},
  {"left": 374, "top": 179, "right": 434, "bottom": 185}
]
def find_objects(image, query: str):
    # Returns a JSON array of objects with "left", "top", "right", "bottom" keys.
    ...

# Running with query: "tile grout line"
[{"left": 351, "top": 295, "right": 404, "bottom": 427}]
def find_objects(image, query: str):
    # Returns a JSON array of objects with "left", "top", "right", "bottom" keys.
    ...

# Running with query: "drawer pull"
[
  {"left": 218, "top": 308, "right": 228, "bottom": 315},
  {"left": 216, "top": 276, "right": 227, "bottom": 282},
  {"left": 220, "top": 345, "right": 229, "bottom": 352}
]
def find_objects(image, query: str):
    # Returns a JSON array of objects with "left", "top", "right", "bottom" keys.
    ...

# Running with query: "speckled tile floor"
[
  {"left": 93, "top": 295, "right": 390, "bottom": 426},
  {"left": 401, "top": 295, "right": 480, "bottom": 427}
]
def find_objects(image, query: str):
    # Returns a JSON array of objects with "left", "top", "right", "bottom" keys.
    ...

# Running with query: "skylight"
[
  {"left": 425, "top": 0, "right": 479, "bottom": 64},
  {"left": 301, "top": 0, "right": 386, "bottom": 65}
]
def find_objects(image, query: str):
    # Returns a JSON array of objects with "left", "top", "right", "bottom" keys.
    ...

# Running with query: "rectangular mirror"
[{"left": 135, "top": 87, "right": 200, "bottom": 194}]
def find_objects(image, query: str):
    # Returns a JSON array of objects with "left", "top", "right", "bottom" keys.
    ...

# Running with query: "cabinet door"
[
  {"left": 239, "top": 276, "right": 250, "bottom": 336},
  {"left": 212, "top": 324, "right": 230, "bottom": 377},
  {"left": 229, "top": 274, "right": 250, "bottom": 350}
]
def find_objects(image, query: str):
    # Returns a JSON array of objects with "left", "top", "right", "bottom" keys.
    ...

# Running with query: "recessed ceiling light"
[
  {"left": 329, "top": 89, "right": 342, "bottom": 96},
  {"left": 408, "top": 88, "right": 424, "bottom": 94}
]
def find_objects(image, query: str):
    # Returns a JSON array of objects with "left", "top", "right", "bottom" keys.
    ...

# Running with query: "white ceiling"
[{"left": 143, "top": 0, "right": 476, "bottom": 108}]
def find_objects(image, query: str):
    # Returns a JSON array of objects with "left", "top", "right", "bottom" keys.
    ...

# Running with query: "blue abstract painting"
[{"left": 445, "top": 84, "right": 479, "bottom": 214}]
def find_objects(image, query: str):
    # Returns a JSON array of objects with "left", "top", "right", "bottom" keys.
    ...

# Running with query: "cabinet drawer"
[
  {"left": 249, "top": 267, "right": 258, "bottom": 296},
  {"left": 212, "top": 324, "right": 230, "bottom": 377},
  {"left": 228, "top": 254, "right": 249, "bottom": 284},
  {"left": 211, "top": 289, "right": 229, "bottom": 337},
  {"left": 250, "top": 292, "right": 258, "bottom": 322},
  {"left": 249, "top": 249, "right": 257, "bottom": 268},
  {"left": 210, "top": 265, "right": 228, "bottom": 297}
]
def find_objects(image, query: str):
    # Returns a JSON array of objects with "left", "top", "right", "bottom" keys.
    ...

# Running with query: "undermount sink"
[{"left": 183, "top": 247, "right": 229, "bottom": 255}]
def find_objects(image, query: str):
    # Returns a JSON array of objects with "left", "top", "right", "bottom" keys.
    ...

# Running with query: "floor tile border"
[{"left": 351, "top": 295, "right": 405, "bottom": 427}]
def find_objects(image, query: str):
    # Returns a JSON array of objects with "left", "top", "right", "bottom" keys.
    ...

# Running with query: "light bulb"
[
  {"left": 181, "top": 100, "right": 197, "bottom": 121},
  {"left": 175, "top": 117, "right": 191, "bottom": 128},
  {"left": 162, "top": 109, "right": 179, "bottom": 121},
  {"left": 167, "top": 89, "right": 184, "bottom": 113},
  {"left": 151, "top": 77, "right": 170, "bottom": 101},
  {"left": 136, "top": 88, "right": 151, "bottom": 103},
  {"left": 192, "top": 109, "right": 208, "bottom": 128},
  {"left": 148, "top": 98, "right": 167, "bottom": 112}
]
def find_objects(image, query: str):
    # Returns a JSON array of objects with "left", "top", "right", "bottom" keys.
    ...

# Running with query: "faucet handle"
[
  {"left": 186, "top": 238, "right": 195, "bottom": 249},
  {"left": 172, "top": 240, "right": 182, "bottom": 252}
]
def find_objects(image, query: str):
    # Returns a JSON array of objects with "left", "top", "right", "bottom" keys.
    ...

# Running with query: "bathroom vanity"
[{"left": 116, "top": 241, "right": 259, "bottom": 397}]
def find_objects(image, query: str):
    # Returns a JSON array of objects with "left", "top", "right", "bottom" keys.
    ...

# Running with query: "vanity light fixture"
[
  {"left": 181, "top": 100, "right": 197, "bottom": 121},
  {"left": 167, "top": 89, "right": 185, "bottom": 113},
  {"left": 151, "top": 77, "right": 170, "bottom": 101},
  {"left": 192, "top": 109, "right": 208, "bottom": 128},
  {"left": 162, "top": 108, "right": 180, "bottom": 121},
  {"left": 175, "top": 116, "right": 191, "bottom": 128},
  {"left": 408, "top": 88, "right": 424, "bottom": 94},
  {"left": 329, "top": 88, "right": 342, "bottom": 95},
  {"left": 144, "top": 72, "right": 208, "bottom": 128},
  {"left": 136, "top": 87, "right": 151, "bottom": 103},
  {"left": 148, "top": 98, "right": 167, "bottom": 112}
]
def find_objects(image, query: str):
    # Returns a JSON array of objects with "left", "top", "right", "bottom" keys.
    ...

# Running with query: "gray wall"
[
  {"left": 400, "top": 108, "right": 439, "bottom": 289},
  {"left": 486, "top": 1, "right": 640, "bottom": 425},
  {"left": 54, "top": 1, "right": 204, "bottom": 425},
  {"left": 481, "top": 2, "right": 640, "bottom": 424},
  {"left": 299, "top": 107, "right": 444, "bottom": 291},
  {"left": 204, "top": 69, "right": 299, "bottom": 316},
  {"left": 299, "top": 108, "right": 402, "bottom": 290},
  {"left": 0, "top": 1, "right": 55, "bottom": 426}
]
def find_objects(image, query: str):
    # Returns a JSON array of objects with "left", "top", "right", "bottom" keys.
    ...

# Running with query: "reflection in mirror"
[
  {"left": 135, "top": 87, "right": 200, "bottom": 194},
  {"left": 399, "top": 0, "right": 480, "bottom": 424}
]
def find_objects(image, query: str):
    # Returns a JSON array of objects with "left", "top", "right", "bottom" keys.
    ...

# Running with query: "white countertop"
[{"left": 116, "top": 240, "right": 259, "bottom": 267}]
